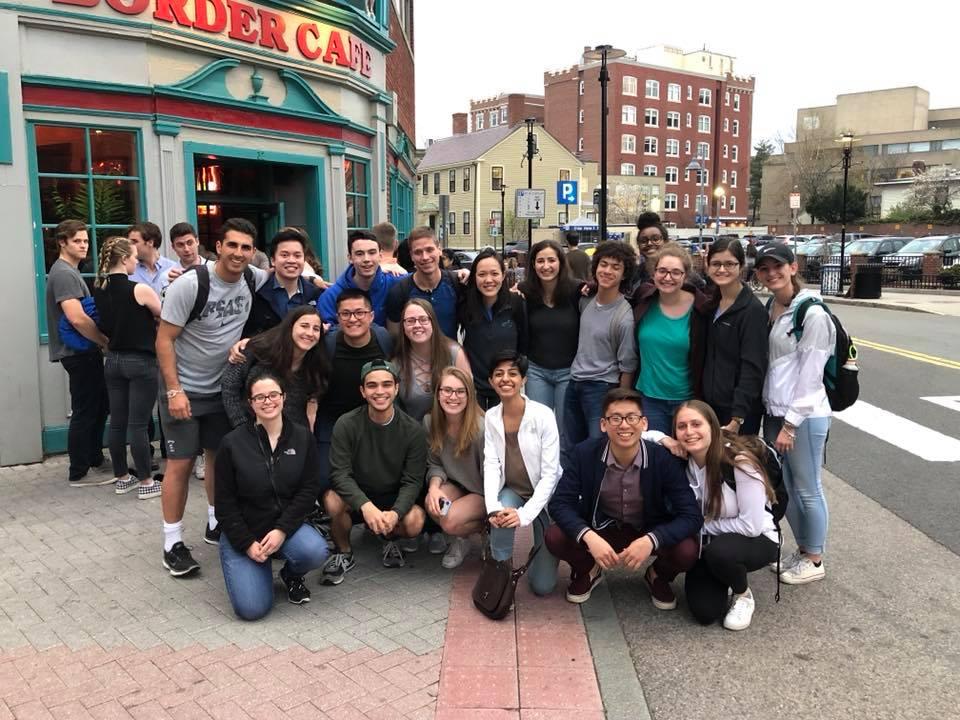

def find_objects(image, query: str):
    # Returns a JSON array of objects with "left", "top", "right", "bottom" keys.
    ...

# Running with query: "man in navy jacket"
[{"left": 546, "top": 388, "right": 702, "bottom": 609}]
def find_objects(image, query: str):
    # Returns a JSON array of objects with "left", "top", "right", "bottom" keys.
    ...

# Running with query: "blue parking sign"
[{"left": 557, "top": 180, "right": 578, "bottom": 205}]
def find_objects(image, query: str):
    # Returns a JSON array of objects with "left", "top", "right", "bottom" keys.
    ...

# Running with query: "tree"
[
  {"left": 750, "top": 140, "right": 774, "bottom": 223},
  {"left": 903, "top": 166, "right": 960, "bottom": 218},
  {"left": 805, "top": 183, "right": 868, "bottom": 223}
]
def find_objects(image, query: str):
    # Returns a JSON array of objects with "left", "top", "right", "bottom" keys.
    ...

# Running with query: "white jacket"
[
  {"left": 686, "top": 461, "right": 778, "bottom": 548},
  {"left": 762, "top": 289, "right": 835, "bottom": 426},
  {"left": 483, "top": 398, "right": 561, "bottom": 527}
]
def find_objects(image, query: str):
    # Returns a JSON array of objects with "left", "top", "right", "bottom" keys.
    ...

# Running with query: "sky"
[{"left": 412, "top": 0, "right": 960, "bottom": 154}]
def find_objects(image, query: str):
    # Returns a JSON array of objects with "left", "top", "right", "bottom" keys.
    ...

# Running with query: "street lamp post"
[
  {"left": 583, "top": 45, "right": 626, "bottom": 244},
  {"left": 836, "top": 132, "right": 857, "bottom": 295},
  {"left": 500, "top": 183, "right": 508, "bottom": 256},
  {"left": 686, "top": 156, "right": 706, "bottom": 246},
  {"left": 714, "top": 185, "right": 725, "bottom": 237},
  {"left": 525, "top": 118, "right": 536, "bottom": 244}
]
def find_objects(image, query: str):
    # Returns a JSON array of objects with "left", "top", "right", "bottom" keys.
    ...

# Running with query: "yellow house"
[{"left": 416, "top": 123, "right": 587, "bottom": 249}]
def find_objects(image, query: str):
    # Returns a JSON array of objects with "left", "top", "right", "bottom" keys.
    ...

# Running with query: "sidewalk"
[{"left": 822, "top": 288, "right": 960, "bottom": 316}]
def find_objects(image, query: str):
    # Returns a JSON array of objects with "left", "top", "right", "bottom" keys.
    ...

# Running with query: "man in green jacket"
[{"left": 322, "top": 359, "right": 427, "bottom": 584}]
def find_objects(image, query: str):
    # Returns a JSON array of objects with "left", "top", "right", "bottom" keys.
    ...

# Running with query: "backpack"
[
  {"left": 184, "top": 264, "right": 256, "bottom": 324},
  {"left": 790, "top": 297, "right": 859, "bottom": 412},
  {"left": 57, "top": 296, "right": 100, "bottom": 352},
  {"left": 721, "top": 436, "right": 788, "bottom": 525}
]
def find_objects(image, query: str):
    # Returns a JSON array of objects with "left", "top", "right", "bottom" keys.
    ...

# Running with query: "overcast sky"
[{"left": 413, "top": 0, "right": 959, "bottom": 154}]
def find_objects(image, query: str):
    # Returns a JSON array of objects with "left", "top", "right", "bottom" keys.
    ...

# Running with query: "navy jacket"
[
  {"left": 243, "top": 276, "right": 323, "bottom": 338},
  {"left": 548, "top": 437, "right": 703, "bottom": 550}
]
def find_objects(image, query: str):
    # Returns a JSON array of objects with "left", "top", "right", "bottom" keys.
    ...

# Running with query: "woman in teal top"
[{"left": 630, "top": 243, "right": 711, "bottom": 433}]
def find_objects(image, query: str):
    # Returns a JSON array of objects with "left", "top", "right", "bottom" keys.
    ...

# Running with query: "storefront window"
[
  {"left": 344, "top": 158, "right": 370, "bottom": 231},
  {"left": 391, "top": 174, "right": 413, "bottom": 241}
]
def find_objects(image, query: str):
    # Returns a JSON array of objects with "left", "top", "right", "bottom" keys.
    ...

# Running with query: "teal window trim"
[
  {"left": 345, "top": 157, "right": 370, "bottom": 232},
  {"left": 28, "top": 120, "right": 147, "bottom": 342},
  {"left": 0, "top": 72, "right": 13, "bottom": 164},
  {"left": 182, "top": 141, "right": 328, "bottom": 274},
  {"left": 390, "top": 174, "right": 413, "bottom": 242}
]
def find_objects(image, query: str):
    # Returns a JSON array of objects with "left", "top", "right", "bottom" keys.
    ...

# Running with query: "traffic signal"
[{"left": 593, "top": 188, "right": 603, "bottom": 207}]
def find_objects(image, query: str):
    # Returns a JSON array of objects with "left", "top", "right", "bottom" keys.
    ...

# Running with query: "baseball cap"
[
  {"left": 755, "top": 244, "right": 795, "bottom": 267},
  {"left": 360, "top": 359, "right": 399, "bottom": 382}
]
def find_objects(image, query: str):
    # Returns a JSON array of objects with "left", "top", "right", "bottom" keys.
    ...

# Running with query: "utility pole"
[
  {"left": 500, "top": 183, "right": 507, "bottom": 256},
  {"left": 525, "top": 118, "right": 536, "bottom": 244}
]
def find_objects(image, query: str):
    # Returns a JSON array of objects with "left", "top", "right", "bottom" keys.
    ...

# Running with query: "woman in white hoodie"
[
  {"left": 483, "top": 350, "right": 561, "bottom": 596},
  {"left": 755, "top": 244, "right": 835, "bottom": 585}
]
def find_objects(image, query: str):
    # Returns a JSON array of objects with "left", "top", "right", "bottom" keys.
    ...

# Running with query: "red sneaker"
[
  {"left": 644, "top": 566, "right": 677, "bottom": 610},
  {"left": 566, "top": 564, "right": 603, "bottom": 604}
]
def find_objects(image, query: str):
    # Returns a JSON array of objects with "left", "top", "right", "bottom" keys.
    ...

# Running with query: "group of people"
[{"left": 45, "top": 209, "right": 836, "bottom": 630}]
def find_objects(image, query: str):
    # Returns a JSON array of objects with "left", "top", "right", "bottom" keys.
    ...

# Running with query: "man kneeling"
[
  {"left": 323, "top": 359, "right": 427, "bottom": 584},
  {"left": 546, "top": 388, "right": 703, "bottom": 608}
]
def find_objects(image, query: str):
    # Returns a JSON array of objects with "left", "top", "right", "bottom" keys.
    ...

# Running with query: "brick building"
[
  {"left": 385, "top": 0, "right": 418, "bottom": 242},
  {"left": 459, "top": 93, "right": 545, "bottom": 134},
  {"left": 544, "top": 45, "right": 755, "bottom": 228}
]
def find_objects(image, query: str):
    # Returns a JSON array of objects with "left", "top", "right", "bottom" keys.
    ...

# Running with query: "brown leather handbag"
[{"left": 472, "top": 522, "right": 541, "bottom": 620}]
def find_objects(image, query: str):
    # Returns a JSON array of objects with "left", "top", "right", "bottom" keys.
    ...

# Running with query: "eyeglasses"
[
  {"left": 708, "top": 261, "right": 740, "bottom": 271},
  {"left": 250, "top": 391, "right": 284, "bottom": 404},
  {"left": 655, "top": 268, "right": 685, "bottom": 279},
  {"left": 604, "top": 413, "right": 644, "bottom": 426},
  {"left": 337, "top": 309, "right": 371, "bottom": 320},
  {"left": 403, "top": 316, "right": 431, "bottom": 327},
  {"left": 638, "top": 234, "right": 664, "bottom": 245},
  {"left": 438, "top": 386, "right": 467, "bottom": 398}
]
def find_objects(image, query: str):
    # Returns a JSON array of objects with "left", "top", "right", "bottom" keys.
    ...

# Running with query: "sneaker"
[
  {"left": 68, "top": 474, "right": 116, "bottom": 487},
  {"left": 204, "top": 523, "right": 220, "bottom": 545},
  {"left": 320, "top": 552, "right": 355, "bottom": 585},
  {"left": 441, "top": 537, "right": 468, "bottom": 569},
  {"left": 644, "top": 567, "right": 677, "bottom": 610},
  {"left": 723, "top": 590, "right": 756, "bottom": 631},
  {"left": 566, "top": 564, "right": 603, "bottom": 604},
  {"left": 769, "top": 549, "right": 802, "bottom": 573},
  {"left": 382, "top": 541, "right": 405, "bottom": 568},
  {"left": 162, "top": 542, "right": 200, "bottom": 577},
  {"left": 279, "top": 566, "right": 311, "bottom": 605},
  {"left": 137, "top": 482, "right": 162, "bottom": 500},
  {"left": 194, "top": 454, "right": 205, "bottom": 480},
  {"left": 780, "top": 556, "right": 825, "bottom": 585},
  {"left": 427, "top": 533, "right": 447, "bottom": 555},
  {"left": 114, "top": 474, "right": 140, "bottom": 495},
  {"left": 398, "top": 536, "right": 419, "bottom": 553}
]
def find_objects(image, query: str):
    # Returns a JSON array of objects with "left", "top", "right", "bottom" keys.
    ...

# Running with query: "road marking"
[
  {"left": 853, "top": 338, "right": 960, "bottom": 371},
  {"left": 921, "top": 396, "right": 960, "bottom": 414},
  {"left": 833, "top": 400, "right": 960, "bottom": 462}
]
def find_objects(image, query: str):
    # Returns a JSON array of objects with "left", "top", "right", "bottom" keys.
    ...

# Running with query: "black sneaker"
[
  {"left": 163, "top": 542, "right": 200, "bottom": 577},
  {"left": 280, "top": 566, "right": 311, "bottom": 604},
  {"left": 320, "top": 552, "right": 355, "bottom": 586},
  {"left": 204, "top": 523, "right": 220, "bottom": 545}
]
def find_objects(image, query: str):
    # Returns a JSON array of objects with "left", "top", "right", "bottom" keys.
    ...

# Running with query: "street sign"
[
  {"left": 557, "top": 180, "right": 578, "bottom": 205},
  {"left": 516, "top": 189, "right": 546, "bottom": 219},
  {"left": 489, "top": 227, "right": 499, "bottom": 236},
  {"left": 789, "top": 192, "right": 801, "bottom": 209}
]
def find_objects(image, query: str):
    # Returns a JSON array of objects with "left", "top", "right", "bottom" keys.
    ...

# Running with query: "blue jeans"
[
  {"left": 764, "top": 415, "right": 831, "bottom": 555},
  {"left": 525, "top": 363, "right": 570, "bottom": 433},
  {"left": 562, "top": 380, "right": 617, "bottom": 470},
  {"left": 219, "top": 523, "right": 329, "bottom": 621},
  {"left": 641, "top": 396, "right": 686, "bottom": 435},
  {"left": 489, "top": 488, "right": 558, "bottom": 596},
  {"left": 104, "top": 351, "right": 158, "bottom": 480}
]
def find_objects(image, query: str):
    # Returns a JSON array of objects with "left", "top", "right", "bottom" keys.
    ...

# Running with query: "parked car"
[
  {"left": 796, "top": 241, "right": 841, "bottom": 257},
  {"left": 883, "top": 235, "right": 960, "bottom": 268},
  {"left": 826, "top": 232, "right": 876, "bottom": 243},
  {"left": 752, "top": 234, "right": 775, "bottom": 246},
  {"left": 840, "top": 237, "right": 910, "bottom": 264}
]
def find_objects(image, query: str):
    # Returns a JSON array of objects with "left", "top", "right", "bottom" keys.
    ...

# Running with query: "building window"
[
  {"left": 721, "top": 169, "right": 727, "bottom": 183},
  {"left": 559, "top": 168, "right": 571, "bottom": 181},
  {"left": 579, "top": 109, "right": 584, "bottom": 124},
  {"left": 664, "top": 193, "right": 677, "bottom": 210},
  {"left": 449, "top": 169, "right": 456, "bottom": 192},
  {"left": 345, "top": 158, "right": 369, "bottom": 230},
  {"left": 665, "top": 139, "right": 680, "bottom": 157},
  {"left": 684, "top": 140, "right": 691, "bottom": 155},
  {"left": 390, "top": 175, "right": 414, "bottom": 242},
  {"left": 686, "top": 112, "right": 692, "bottom": 128},
  {"left": 579, "top": 80, "right": 584, "bottom": 95},
  {"left": 725, "top": 90, "right": 730, "bottom": 106},
  {"left": 501, "top": 106, "right": 508, "bottom": 122},
  {"left": 463, "top": 211, "right": 471, "bottom": 235},
  {"left": 433, "top": 172, "right": 440, "bottom": 194},
  {"left": 732, "top": 119, "right": 740, "bottom": 137},
  {"left": 731, "top": 145, "right": 739, "bottom": 162},
  {"left": 489, "top": 111, "right": 498, "bottom": 128},
  {"left": 622, "top": 134, "right": 636, "bottom": 153},
  {"left": 723, "top": 118, "right": 729, "bottom": 132},
  {"left": 683, "top": 193, "right": 689, "bottom": 208},
  {"left": 731, "top": 170, "right": 738, "bottom": 187},
  {"left": 448, "top": 211, "right": 456, "bottom": 236},
  {"left": 667, "top": 83, "right": 681, "bottom": 102},
  {"left": 643, "top": 136, "right": 658, "bottom": 155},
  {"left": 699, "top": 88, "right": 711, "bottom": 106},
  {"left": 422, "top": 174, "right": 428, "bottom": 195},
  {"left": 666, "top": 111, "right": 680, "bottom": 129},
  {"left": 687, "top": 84, "right": 693, "bottom": 100},
  {"left": 642, "top": 164, "right": 657, "bottom": 176},
  {"left": 697, "top": 142, "right": 710, "bottom": 160},
  {"left": 722, "top": 144, "right": 728, "bottom": 158},
  {"left": 623, "top": 76, "right": 638, "bottom": 96},
  {"left": 621, "top": 163, "right": 636, "bottom": 175},
  {"left": 463, "top": 167, "right": 471, "bottom": 192},
  {"left": 733, "top": 94, "right": 740, "bottom": 111},
  {"left": 645, "top": 79, "right": 659, "bottom": 98},
  {"left": 665, "top": 166, "right": 678, "bottom": 184},
  {"left": 622, "top": 105, "right": 637, "bottom": 125},
  {"left": 720, "top": 195, "right": 727, "bottom": 210},
  {"left": 698, "top": 115, "right": 711, "bottom": 133},
  {"left": 644, "top": 108, "right": 659, "bottom": 127},
  {"left": 688, "top": 168, "right": 707, "bottom": 185},
  {"left": 578, "top": 138, "right": 584, "bottom": 152},
  {"left": 730, "top": 196, "right": 736, "bottom": 213},
  {"left": 475, "top": 112, "right": 484, "bottom": 130},
  {"left": 491, "top": 165, "right": 503, "bottom": 191}
]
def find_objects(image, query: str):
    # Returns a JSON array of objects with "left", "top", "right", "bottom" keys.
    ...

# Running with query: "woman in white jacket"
[
  {"left": 755, "top": 244, "right": 835, "bottom": 586},
  {"left": 484, "top": 350, "right": 561, "bottom": 596}
]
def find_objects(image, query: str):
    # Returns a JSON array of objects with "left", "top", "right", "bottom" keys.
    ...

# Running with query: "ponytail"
[{"left": 96, "top": 236, "right": 133, "bottom": 288}]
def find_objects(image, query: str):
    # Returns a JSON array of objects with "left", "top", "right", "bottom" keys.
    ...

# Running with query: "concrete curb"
[
  {"left": 819, "top": 296, "right": 942, "bottom": 315},
  {"left": 580, "top": 579, "right": 652, "bottom": 720}
]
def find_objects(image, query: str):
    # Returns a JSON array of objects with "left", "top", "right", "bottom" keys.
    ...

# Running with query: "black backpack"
[
  {"left": 721, "top": 436, "right": 788, "bottom": 525},
  {"left": 184, "top": 264, "right": 256, "bottom": 324},
  {"left": 789, "top": 297, "right": 859, "bottom": 412}
]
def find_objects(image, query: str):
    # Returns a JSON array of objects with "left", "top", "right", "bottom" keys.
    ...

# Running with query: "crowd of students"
[{"left": 45, "top": 211, "right": 836, "bottom": 629}]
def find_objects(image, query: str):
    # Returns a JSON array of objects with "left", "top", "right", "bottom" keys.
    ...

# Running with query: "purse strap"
[{"left": 480, "top": 518, "right": 543, "bottom": 580}]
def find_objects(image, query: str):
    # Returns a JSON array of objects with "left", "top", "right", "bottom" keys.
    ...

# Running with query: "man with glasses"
[{"left": 546, "top": 388, "right": 702, "bottom": 607}]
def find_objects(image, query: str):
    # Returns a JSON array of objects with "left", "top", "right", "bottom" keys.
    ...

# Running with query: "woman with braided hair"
[{"left": 93, "top": 235, "right": 163, "bottom": 499}]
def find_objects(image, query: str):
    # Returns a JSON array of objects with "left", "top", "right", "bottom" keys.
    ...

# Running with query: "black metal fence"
[{"left": 802, "top": 254, "right": 960, "bottom": 290}]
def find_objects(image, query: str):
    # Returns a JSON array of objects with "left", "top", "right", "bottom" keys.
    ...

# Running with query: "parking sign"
[{"left": 557, "top": 180, "right": 578, "bottom": 205}]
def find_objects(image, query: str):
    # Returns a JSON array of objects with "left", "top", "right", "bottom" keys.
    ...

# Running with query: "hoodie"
[{"left": 317, "top": 265, "right": 404, "bottom": 327}]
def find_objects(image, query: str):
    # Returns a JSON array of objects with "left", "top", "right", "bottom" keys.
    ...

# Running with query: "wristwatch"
[{"left": 732, "top": 416, "right": 745, "bottom": 427}]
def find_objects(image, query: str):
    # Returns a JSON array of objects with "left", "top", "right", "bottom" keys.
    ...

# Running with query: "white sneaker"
[
  {"left": 780, "top": 556, "right": 825, "bottom": 585},
  {"left": 194, "top": 454, "right": 205, "bottom": 480},
  {"left": 428, "top": 533, "right": 448, "bottom": 555},
  {"left": 399, "top": 535, "right": 419, "bottom": 553},
  {"left": 769, "top": 549, "right": 802, "bottom": 573},
  {"left": 441, "top": 537, "right": 468, "bottom": 569},
  {"left": 723, "top": 590, "right": 756, "bottom": 631}
]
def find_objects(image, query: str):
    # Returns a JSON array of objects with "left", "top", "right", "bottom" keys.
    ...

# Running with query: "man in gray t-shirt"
[{"left": 156, "top": 217, "right": 269, "bottom": 578}]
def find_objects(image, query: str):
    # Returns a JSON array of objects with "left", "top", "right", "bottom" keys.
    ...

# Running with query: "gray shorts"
[{"left": 159, "top": 392, "right": 232, "bottom": 459}]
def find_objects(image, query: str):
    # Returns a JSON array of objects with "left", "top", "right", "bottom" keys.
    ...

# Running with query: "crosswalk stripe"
[{"left": 833, "top": 400, "right": 960, "bottom": 462}]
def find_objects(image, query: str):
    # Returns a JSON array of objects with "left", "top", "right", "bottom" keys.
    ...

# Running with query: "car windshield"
[
  {"left": 899, "top": 238, "right": 944, "bottom": 253},
  {"left": 797, "top": 243, "right": 825, "bottom": 254},
  {"left": 845, "top": 240, "right": 879, "bottom": 253}
]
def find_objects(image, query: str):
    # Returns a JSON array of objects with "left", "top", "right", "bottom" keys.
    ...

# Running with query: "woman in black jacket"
[
  {"left": 701, "top": 238, "right": 769, "bottom": 435},
  {"left": 215, "top": 374, "right": 329, "bottom": 620}
]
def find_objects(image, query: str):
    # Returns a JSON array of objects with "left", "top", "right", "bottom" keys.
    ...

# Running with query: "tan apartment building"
[
  {"left": 416, "top": 121, "right": 586, "bottom": 249},
  {"left": 760, "top": 87, "right": 960, "bottom": 226}
]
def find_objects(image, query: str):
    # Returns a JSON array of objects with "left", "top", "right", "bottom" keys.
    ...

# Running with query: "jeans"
[
  {"left": 219, "top": 523, "right": 329, "bottom": 621},
  {"left": 60, "top": 352, "right": 109, "bottom": 481},
  {"left": 489, "top": 488, "right": 558, "bottom": 596},
  {"left": 104, "top": 352, "right": 158, "bottom": 480},
  {"left": 312, "top": 414, "right": 336, "bottom": 497},
  {"left": 765, "top": 415, "right": 831, "bottom": 555},
  {"left": 562, "top": 380, "right": 617, "bottom": 470},
  {"left": 525, "top": 363, "right": 570, "bottom": 433},
  {"left": 640, "top": 396, "right": 687, "bottom": 435}
]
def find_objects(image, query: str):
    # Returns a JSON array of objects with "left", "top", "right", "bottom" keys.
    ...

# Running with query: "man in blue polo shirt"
[
  {"left": 318, "top": 229, "right": 403, "bottom": 327},
  {"left": 129, "top": 221, "right": 176, "bottom": 297}
]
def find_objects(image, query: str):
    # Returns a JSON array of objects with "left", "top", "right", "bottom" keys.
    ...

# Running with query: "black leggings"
[{"left": 685, "top": 533, "right": 778, "bottom": 625}]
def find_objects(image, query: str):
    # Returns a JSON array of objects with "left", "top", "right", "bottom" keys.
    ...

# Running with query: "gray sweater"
[{"left": 423, "top": 415, "right": 484, "bottom": 495}]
